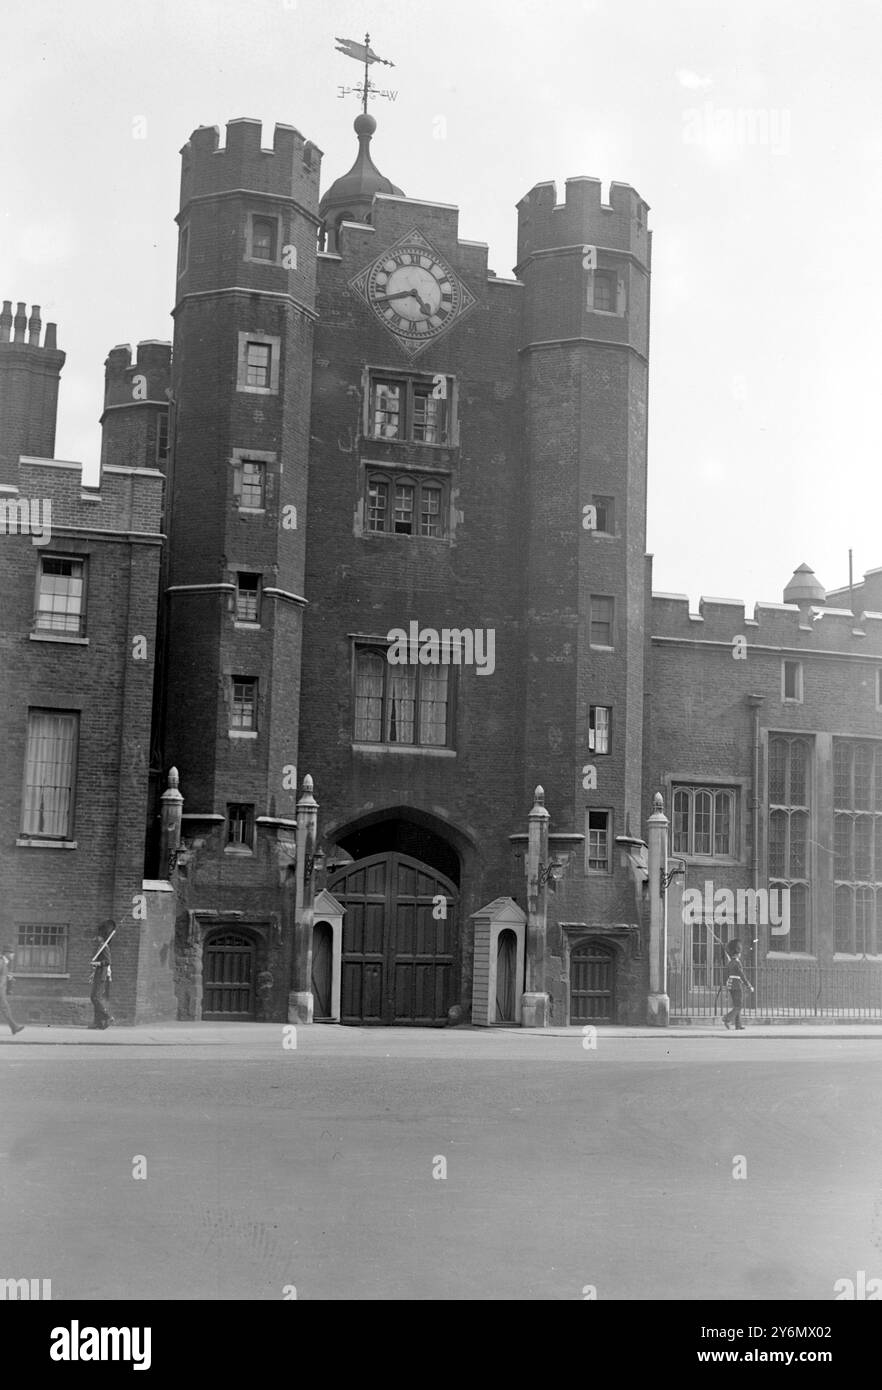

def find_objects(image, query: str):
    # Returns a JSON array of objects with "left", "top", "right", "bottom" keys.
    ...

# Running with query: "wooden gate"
[
  {"left": 202, "top": 932, "right": 255, "bottom": 1020},
  {"left": 570, "top": 941, "right": 615, "bottom": 1023},
  {"left": 329, "top": 853, "right": 457, "bottom": 1025}
]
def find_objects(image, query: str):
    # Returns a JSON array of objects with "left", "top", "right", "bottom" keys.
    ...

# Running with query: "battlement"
[
  {"left": 10, "top": 454, "right": 164, "bottom": 536},
  {"left": 516, "top": 178, "right": 650, "bottom": 268},
  {"left": 652, "top": 591, "right": 882, "bottom": 653},
  {"left": 103, "top": 341, "right": 172, "bottom": 411},
  {"left": 180, "top": 119, "right": 323, "bottom": 210},
  {"left": 0, "top": 300, "right": 61, "bottom": 354}
]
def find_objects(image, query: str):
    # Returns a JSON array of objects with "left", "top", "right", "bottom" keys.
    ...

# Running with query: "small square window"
[
  {"left": 231, "top": 678, "right": 257, "bottom": 731},
  {"left": 593, "top": 496, "right": 614, "bottom": 534},
  {"left": 227, "top": 804, "right": 255, "bottom": 848},
  {"left": 235, "top": 573, "right": 260, "bottom": 622},
  {"left": 592, "top": 270, "right": 617, "bottom": 312},
  {"left": 589, "top": 706, "right": 611, "bottom": 755},
  {"left": 590, "top": 596, "right": 614, "bottom": 648},
  {"left": 35, "top": 556, "right": 85, "bottom": 635},
  {"left": 238, "top": 460, "right": 266, "bottom": 510},
  {"left": 783, "top": 660, "right": 803, "bottom": 702},
  {"left": 586, "top": 809, "right": 611, "bottom": 873},
  {"left": 250, "top": 216, "right": 277, "bottom": 262}
]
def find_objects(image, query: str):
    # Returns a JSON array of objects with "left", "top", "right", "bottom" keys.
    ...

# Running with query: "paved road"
[{"left": 2, "top": 1026, "right": 881, "bottom": 1300}]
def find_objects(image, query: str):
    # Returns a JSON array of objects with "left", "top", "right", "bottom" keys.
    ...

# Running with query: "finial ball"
[{"left": 354, "top": 112, "right": 377, "bottom": 137}]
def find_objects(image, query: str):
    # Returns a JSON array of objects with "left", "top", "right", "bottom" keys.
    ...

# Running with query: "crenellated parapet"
[
  {"left": 102, "top": 341, "right": 172, "bottom": 411},
  {"left": 652, "top": 591, "right": 882, "bottom": 654},
  {"left": 516, "top": 178, "right": 650, "bottom": 271},
  {"left": 179, "top": 119, "right": 322, "bottom": 210}
]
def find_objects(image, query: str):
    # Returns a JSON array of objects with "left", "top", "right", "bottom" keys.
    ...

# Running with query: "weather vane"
[{"left": 335, "top": 32, "right": 397, "bottom": 111}]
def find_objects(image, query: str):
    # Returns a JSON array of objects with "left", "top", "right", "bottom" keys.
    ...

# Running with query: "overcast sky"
[{"left": 3, "top": 0, "right": 880, "bottom": 608}]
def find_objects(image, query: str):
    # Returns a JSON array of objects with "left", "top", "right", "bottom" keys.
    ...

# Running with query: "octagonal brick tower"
[
  {"left": 516, "top": 177, "right": 652, "bottom": 941},
  {"left": 162, "top": 119, "right": 322, "bottom": 850}
]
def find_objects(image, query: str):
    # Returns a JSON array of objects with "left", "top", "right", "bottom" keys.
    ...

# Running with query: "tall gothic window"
[{"left": 768, "top": 734, "right": 812, "bottom": 953}]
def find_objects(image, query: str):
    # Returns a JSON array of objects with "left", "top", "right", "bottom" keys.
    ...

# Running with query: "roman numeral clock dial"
[{"left": 349, "top": 229, "right": 476, "bottom": 359}]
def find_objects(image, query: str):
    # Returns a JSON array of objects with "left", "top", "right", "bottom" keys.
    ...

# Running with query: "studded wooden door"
[
  {"left": 202, "top": 932, "right": 255, "bottom": 1019},
  {"left": 570, "top": 941, "right": 615, "bottom": 1023},
  {"left": 330, "top": 853, "right": 457, "bottom": 1025}
]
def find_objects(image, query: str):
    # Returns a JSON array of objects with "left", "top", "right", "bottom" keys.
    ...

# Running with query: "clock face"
[{"left": 349, "top": 229, "right": 476, "bottom": 359}]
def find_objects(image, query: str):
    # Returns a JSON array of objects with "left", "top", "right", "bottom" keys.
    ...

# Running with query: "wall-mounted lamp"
[
  {"left": 537, "top": 858, "right": 566, "bottom": 887},
  {"left": 660, "top": 857, "right": 687, "bottom": 894},
  {"left": 304, "top": 847, "right": 326, "bottom": 881}
]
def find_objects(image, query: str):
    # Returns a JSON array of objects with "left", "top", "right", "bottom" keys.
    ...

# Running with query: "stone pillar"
[
  {"left": 522, "top": 785, "right": 551, "bottom": 1028},
  {"left": 647, "top": 791, "right": 670, "bottom": 1026},
  {"left": 289, "top": 774, "right": 318, "bottom": 1023},
  {"left": 159, "top": 767, "right": 183, "bottom": 877}
]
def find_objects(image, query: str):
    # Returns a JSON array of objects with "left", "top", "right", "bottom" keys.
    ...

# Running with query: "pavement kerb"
[{"left": 3, "top": 1021, "right": 882, "bottom": 1044}]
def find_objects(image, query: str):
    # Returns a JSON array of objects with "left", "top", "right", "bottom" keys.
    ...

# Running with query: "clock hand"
[{"left": 375, "top": 289, "right": 423, "bottom": 304}]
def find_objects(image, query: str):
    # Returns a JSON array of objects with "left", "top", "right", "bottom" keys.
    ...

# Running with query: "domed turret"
[{"left": 320, "top": 113, "right": 404, "bottom": 251}]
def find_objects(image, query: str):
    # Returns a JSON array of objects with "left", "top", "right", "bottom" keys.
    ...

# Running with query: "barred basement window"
[
  {"left": 15, "top": 923, "right": 68, "bottom": 974},
  {"left": 353, "top": 645, "right": 451, "bottom": 747},
  {"left": 768, "top": 734, "right": 813, "bottom": 952},
  {"left": 672, "top": 786, "right": 737, "bottom": 858},
  {"left": 35, "top": 556, "right": 85, "bottom": 635}
]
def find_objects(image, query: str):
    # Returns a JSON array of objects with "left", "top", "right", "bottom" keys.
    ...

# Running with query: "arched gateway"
[{"left": 328, "top": 851, "right": 459, "bottom": 1026}]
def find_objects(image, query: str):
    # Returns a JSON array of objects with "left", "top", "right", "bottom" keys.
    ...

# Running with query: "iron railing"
[{"left": 669, "top": 964, "right": 882, "bottom": 1019}]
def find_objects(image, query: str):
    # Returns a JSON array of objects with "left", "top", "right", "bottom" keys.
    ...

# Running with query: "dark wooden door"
[
  {"left": 311, "top": 922, "right": 333, "bottom": 1020},
  {"left": 330, "top": 853, "right": 457, "bottom": 1025},
  {"left": 570, "top": 941, "right": 615, "bottom": 1023},
  {"left": 203, "top": 932, "right": 255, "bottom": 1019},
  {"left": 496, "top": 930, "right": 517, "bottom": 1022}
]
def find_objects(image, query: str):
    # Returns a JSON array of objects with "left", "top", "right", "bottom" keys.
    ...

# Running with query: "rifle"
[{"left": 90, "top": 927, "right": 117, "bottom": 966}]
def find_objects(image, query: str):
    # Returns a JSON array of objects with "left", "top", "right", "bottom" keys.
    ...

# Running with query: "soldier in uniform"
[
  {"left": 722, "top": 938, "right": 753, "bottom": 1030},
  {"left": 89, "top": 922, "right": 115, "bottom": 1030}
]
